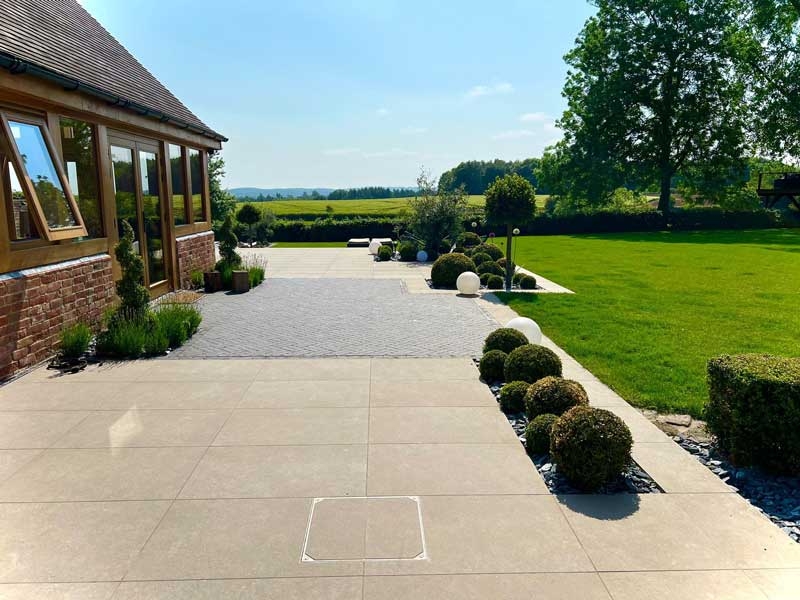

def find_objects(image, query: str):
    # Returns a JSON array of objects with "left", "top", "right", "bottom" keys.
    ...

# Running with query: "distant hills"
[
  {"left": 229, "top": 186, "right": 419, "bottom": 200},
  {"left": 230, "top": 187, "right": 334, "bottom": 199}
]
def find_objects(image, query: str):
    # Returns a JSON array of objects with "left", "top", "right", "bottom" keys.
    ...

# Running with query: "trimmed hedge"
[
  {"left": 484, "top": 328, "right": 529, "bottom": 354},
  {"left": 525, "top": 413, "right": 558, "bottom": 456},
  {"left": 431, "top": 253, "right": 477, "bottom": 288},
  {"left": 524, "top": 376, "right": 588, "bottom": 419},
  {"left": 479, "top": 350, "right": 508, "bottom": 382},
  {"left": 551, "top": 405, "right": 633, "bottom": 491},
  {"left": 499, "top": 381, "right": 530, "bottom": 414},
  {"left": 504, "top": 344, "right": 563, "bottom": 383},
  {"left": 706, "top": 354, "right": 800, "bottom": 475}
]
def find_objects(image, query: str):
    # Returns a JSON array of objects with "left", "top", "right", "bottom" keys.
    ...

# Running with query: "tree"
[
  {"left": 561, "top": 0, "right": 748, "bottom": 214},
  {"left": 438, "top": 159, "right": 540, "bottom": 195},
  {"left": 484, "top": 174, "right": 536, "bottom": 291},
  {"left": 235, "top": 203, "right": 261, "bottom": 242},
  {"left": 208, "top": 153, "right": 236, "bottom": 226},
  {"left": 407, "top": 169, "right": 467, "bottom": 256},
  {"left": 114, "top": 220, "right": 150, "bottom": 319}
]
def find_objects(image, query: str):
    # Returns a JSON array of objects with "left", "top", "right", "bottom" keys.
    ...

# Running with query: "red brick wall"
[
  {"left": 0, "top": 254, "right": 115, "bottom": 380},
  {"left": 176, "top": 231, "right": 215, "bottom": 289}
]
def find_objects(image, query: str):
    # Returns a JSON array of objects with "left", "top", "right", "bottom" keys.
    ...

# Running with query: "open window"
[{"left": 0, "top": 111, "right": 87, "bottom": 241}]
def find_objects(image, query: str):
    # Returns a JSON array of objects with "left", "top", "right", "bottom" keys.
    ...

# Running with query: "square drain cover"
[{"left": 302, "top": 496, "right": 426, "bottom": 562}]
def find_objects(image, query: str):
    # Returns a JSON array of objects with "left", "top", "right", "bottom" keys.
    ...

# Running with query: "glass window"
[
  {"left": 140, "top": 150, "right": 166, "bottom": 284},
  {"left": 110, "top": 145, "right": 139, "bottom": 256},
  {"left": 169, "top": 144, "right": 187, "bottom": 226},
  {"left": 188, "top": 148, "right": 205, "bottom": 222},
  {"left": 8, "top": 120, "right": 77, "bottom": 231},
  {"left": 2, "top": 157, "right": 38, "bottom": 240},
  {"left": 60, "top": 118, "right": 102, "bottom": 238}
]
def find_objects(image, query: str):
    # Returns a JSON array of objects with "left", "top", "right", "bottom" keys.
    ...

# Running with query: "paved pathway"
[{"left": 0, "top": 248, "right": 798, "bottom": 599}]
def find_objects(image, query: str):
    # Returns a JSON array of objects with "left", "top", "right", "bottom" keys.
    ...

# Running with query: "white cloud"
[
  {"left": 491, "top": 129, "right": 537, "bottom": 140},
  {"left": 400, "top": 127, "right": 428, "bottom": 135},
  {"left": 520, "top": 112, "right": 551, "bottom": 123},
  {"left": 375, "top": 107, "right": 390, "bottom": 117},
  {"left": 465, "top": 82, "right": 514, "bottom": 99},
  {"left": 323, "top": 147, "right": 361, "bottom": 156}
]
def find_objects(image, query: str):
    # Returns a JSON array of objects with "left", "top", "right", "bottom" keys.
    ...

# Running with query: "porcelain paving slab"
[
  {"left": 0, "top": 500, "right": 170, "bottom": 582},
  {"left": 0, "top": 411, "right": 88, "bottom": 449},
  {"left": 240, "top": 380, "right": 370, "bottom": 408},
  {"left": 366, "top": 443, "right": 547, "bottom": 495},
  {"left": 111, "top": 577, "right": 363, "bottom": 600},
  {"left": 602, "top": 404, "right": 671, "bottom": 443},
  {"left": 0, "top": 381, "right": 125, "bottom": 411},
  {"left": 97, "top": 381, "right": 250, "bottom": 410},
  {"left": 632, "top": 442, "right": 735, "bottom": 493},
  {"left": 600, "top": 570, "right": 769, "bottom": 600},
  {"left": 370, "top": 358, "right": 479, "bottom": 381},
  {"left": 745, "top": 569, "right": 800, "bottom": 599},
  {"left": 0, "top": 447, "right": 204, "bottom": 501},
  {"left": 0, "top": 582, "right": 119, "bottom": 600},
  {"left": 0, "top": 449, "right": 41, "bottom": 483},
  {"left": 369, "top": 381, "right": 496, "bottom": 407},
  {"left": 51, "top": 409, "right": 231, "bottom": 448},
  {"left": 255, "top": 359, "right": 371, "bottom": 382},
  {"left": 179, "top": 444, "right": 367, "bottom": 499},
  {"left": 365, "top": 495, "right": 594, "bottom": 575},
  {"left": 363, "top": 573, "right": 612, "bottom": 600},
  {"left": 125, "top": 498, "right": 363, "bottom": 580},
  {"left": 213, "top": 408, "right": 369, "bottom": 446},
  {"left": 369, "top": 407, "right": 517, "bottom": 444}
]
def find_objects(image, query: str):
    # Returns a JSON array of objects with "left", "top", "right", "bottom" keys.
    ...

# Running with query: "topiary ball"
[
  {"left": 524, "top": 376, "right": 589, "bottom": 419},
  {"left": 479, "top": 350, "right": 507, "bottom": 382},
  {"left": 479, "top": 273, "right": 492, "bottom": 285},
  {"left": 477, "top": 261, "right": 505, "bottom": 277},
  {"left": 518, "top": 274, "right": 537, "bottom": 290},
  {"left": 430, "top": 253, "right": 477, "bottom": 288},
  {"left": 484, "top": 328, "right": 529, "bottom": 354},
  {"left": 377, "top": 245, "right": 393, "bottom": 261},
  {"left": 550, "top": 405, "right": 633, "bottom": 491},
  {"left": 504, "top": 344, "right": 562, "bottom": 383},
  {"left": 471, "top": 252, "right": 493, "bottom": 267},
  {"left": 486, "top": 275, "right": 505, "bottom": 290},
  {"left": 525, "top": 413, "right": 558, "bottom": 455},
  {"left": 473, "top": 243, "right": 504, "bottom": 261},
  {"left": 397, "top": 241, "right": 418, "bottom": 261},
  {"left": 460, "top": 231, "right": 482, "bottom": 248},
  {"left": 499, "top": 381, "right": 530, "bottom": 414}
]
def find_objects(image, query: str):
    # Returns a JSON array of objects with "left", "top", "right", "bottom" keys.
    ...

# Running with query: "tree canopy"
[{"left": 439, "top": 159, "right": 541, "bottom": 195}]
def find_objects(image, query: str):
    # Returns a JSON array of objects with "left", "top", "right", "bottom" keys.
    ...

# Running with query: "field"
[
  {"left": 236, "top": 196, "right": 486, "bottom": 218},
  {"left": 493, "top": 229, "right": 800, "bottom": 417}
]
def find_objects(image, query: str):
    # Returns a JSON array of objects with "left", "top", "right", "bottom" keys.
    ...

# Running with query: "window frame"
[
  {"left": 187, "top": 147, "right": 208, "bottom": 224},
  {"left": 58, "top": 116, "right": 105, "bottom": 239},
  {"left": 0, "top": 110, "right": 88, "bottom": 241}
]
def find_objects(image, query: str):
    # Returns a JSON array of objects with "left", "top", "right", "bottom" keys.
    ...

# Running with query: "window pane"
[
  {"left": 169, "top": 144, "right": 187, "bottom": 225},
  {"left": 188, "top": 148, "right": 205, "bottom": 221},
  {"left": 110, "top": 145, "right": 139, "bottom": 256},
  {"left": 8, "top": 120, "right": 77, "bottom": 230},
  {"left": 140, "top": 150, "right": 166, "bottom": 284},
  {"left": 60, "top": 118, "right": 102, "bottom": 238},
  {"left": 4, "top": 158, "right": 38, "bottom": 240}
]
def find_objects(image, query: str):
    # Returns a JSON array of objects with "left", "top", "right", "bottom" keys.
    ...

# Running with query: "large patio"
[{"left": 0, "top": 248, "right": 798, "bottom": 599}]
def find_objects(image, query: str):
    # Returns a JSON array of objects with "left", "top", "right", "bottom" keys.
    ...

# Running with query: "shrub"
[
  {"left": 459, "top": 231, "right": 481, "bottom": 247},
  {"left": 407, "top": 170, "right": 468, "bottom": 253},
  {"left": 497, "top": 258, "right": 514, "bottom": 271},
  {"left": 217, "top": 214, "right": 242, "bottom": 267},
  {"left": 477, "top": 261, "right": 505, "bottom": 278},
  {"left": 154, "top": 304, "right": 202, "bottom": 348},
  {"left": 486, "top": 275, "right": 504, "bottom": 289},
  {"left": 706, "top": 354, "right": 800, "bottom": 475},
  {"left": 479, "top": 350, "right": 508, "bottom": 382},
  {"left": 377, "top": 245, "right": 393, "bottom": 261},
  {"left": 512, "top": 271, "right": 524, "bottom": 284},
  {"left": 59, "top": 322, "right": 92, "bottom": 360},
  {"left": 524, "top": 376, "right": 588, "bottom": 419},
  {"left": 215, "top": 259, "right": 234, "bottom": 290},
  {"left": 504, "top": 344, "right": 563, "bottom": 383},
  {"left": 96, "top": 311, "right": 153, "bottom": 358},
  {"left": 518, "top": 274, "right": 537, "bottom": 289},
  {"left": 471, "top": 252, "right": 493, "bottom": 267},
  {"left": 114, "top": 220, "right": 149, "bottom": 319},
  {"left": 525, "top": 413, "right": 558, "bottom": 455},
  {"left": 249, "top": 266, "right": 265, "bottom": 287},
  {"left": 398, "top": 241, "right": 418, "bottom": 261},
  {"left": 430, "top": 253, "right": 476, "bottom": 288},
  {"left": 484, "top": 327, "right": 529, "bottom": 354},
  {"left": 551, "top": 406, "right": 633, "bottom": 491},
  {"left": 143, "top": 322, "right": 169, "bottom": 355},
  {"left": 473, "top": 243, "right": 504, "bottom": 261},
  {"left": 499, "top": 381, "right": 530, "bottom": 414},
  {"left": 190, "top": 269, "right": 204, "bottom": 289},
  {"left": 479, "top": 273, "right": 492, "bottom": 285}
]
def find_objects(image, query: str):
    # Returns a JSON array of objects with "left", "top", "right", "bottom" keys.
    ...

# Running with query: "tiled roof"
[{"left": 0, "top": 0, "right": 225, "bottom": 142}]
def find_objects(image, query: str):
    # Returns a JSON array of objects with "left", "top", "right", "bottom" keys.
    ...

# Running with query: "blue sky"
[{"left": 80, "top": 0, "right": 595, "bottom": 189}]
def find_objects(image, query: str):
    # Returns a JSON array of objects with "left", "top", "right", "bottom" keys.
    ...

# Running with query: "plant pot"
[
  {"left": 231, "top": 270, "right": 251, "bottom": 294},
  {"left": 204, "top": 271, "right": 222, "bottom": 293}
]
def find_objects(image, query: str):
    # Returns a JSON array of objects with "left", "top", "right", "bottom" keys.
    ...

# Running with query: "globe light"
[
  {"left": 368, "top": 240, "right": 382, "bottom": 255},
  {"left": 456, "top": 271, "right": 480, "bottom": 295},
  {"left": 416, "top": 250, "right": 429, "bottom": 262},
  {"left": 513, "top": 228, "right": 520, "bottom": 235},
  {"left": 471, "top": 221, "right": 478, "bottom": 229},
  {"left": 507, "top": 316, "right": 543, "bottom": 344}
]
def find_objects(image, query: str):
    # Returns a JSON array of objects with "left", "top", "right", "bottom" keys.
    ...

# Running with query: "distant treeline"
[
  {"left": 327, "top": 187, "right": 417, "bottom": 200},
  {"left": 438, "top": 158, "right": 544, "bottom": 195}
]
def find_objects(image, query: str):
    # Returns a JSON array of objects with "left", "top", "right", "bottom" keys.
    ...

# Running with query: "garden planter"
[
  {"left": 231, "top": 270, "right": 251, "bottom": 293},
  {"left": 204, "top": 271, "right": 222, "bottom": 293}
]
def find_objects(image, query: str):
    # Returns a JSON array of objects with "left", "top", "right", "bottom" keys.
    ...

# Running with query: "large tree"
[{"left": 561, "top": 0, "right": 749, "bottom": 213}]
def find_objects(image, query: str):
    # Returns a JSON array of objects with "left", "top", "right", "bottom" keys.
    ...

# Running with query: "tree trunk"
[
  {"left": 658, "top": 168, "right": 672, "bottom": 215},
  {"left": 505, "top": 223, "right": 513, "bottom": 292}
]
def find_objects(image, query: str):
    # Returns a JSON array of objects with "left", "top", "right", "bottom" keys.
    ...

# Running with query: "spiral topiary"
[
  {"left": 525, "top": 413, "right": 559, "bottom": 455},
  {"left": 499, "top": 381, "right": 530, "bottom": 414},
  {"left": 484, "top": 328, "right": 529, "bottom": 354},
  {"left": 504, "top": 344, "right": 562, "bottom": 383},
  {"left": 479, "top": 350, "right": 507, "bottom": 382},
  {"left": 430, "top": 253, "right": 477, "bottom": 288},
  {"left": 550, "top": 406, "right": 633, "bottom": 491},
  {"left": 524, "top": 376, "right": 589, "bottom": 419}
]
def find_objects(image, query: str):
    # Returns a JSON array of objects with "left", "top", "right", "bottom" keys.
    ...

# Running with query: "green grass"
[
  {"left": 492, "top": 229, "right": 800, "bottom": 417},
  {"left": 236, "top": 196, "right": 486, "bottom": 217},
  {"left": 270, "top": 241, "right": 348, "bottom": 248}
]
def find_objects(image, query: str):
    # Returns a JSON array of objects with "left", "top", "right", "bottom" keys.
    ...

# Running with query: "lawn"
[
  {"left": 237, "top": 196, "right": 487, "bottom": 217},
  {"left": 493, "top": 229, "right": 800, "bottom": 417}
]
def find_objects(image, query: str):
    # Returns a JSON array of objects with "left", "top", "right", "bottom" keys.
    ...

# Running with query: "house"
[{"left": 0, "top": 0, "right": 226, "bottom": 379}]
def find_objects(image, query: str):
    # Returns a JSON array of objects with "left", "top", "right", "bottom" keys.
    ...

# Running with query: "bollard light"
[
  {"left": 456, "top": 271, "right": 480, "bottom": 295},
  {"left": 506, "top": 316, "right": 542, "bottom": 344}
]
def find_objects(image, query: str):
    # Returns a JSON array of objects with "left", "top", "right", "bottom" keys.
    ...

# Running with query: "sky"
[{"left": 80, "top": 0, "right": 596, "bottom": 189}]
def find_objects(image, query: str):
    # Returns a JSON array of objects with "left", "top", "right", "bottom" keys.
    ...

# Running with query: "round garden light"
[
  {"left": 456, "top": 271, "right": 480, "bottom": 295},
  {"left": 416, "top": 250, "right": 428, "bottom": 262},
  {"left": 368, "top": 240, "right": 382, "bottom": 255},
  {"left": 507, "top": 316, "right": 543, "bottom": 344},
  {"left": 513, "top": 228, "right": 520, "bottom": 235}
]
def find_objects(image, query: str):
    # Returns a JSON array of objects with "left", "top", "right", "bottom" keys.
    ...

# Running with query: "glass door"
[{"left": 109, "top": 138, "right": 169, "bottom": 290}]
